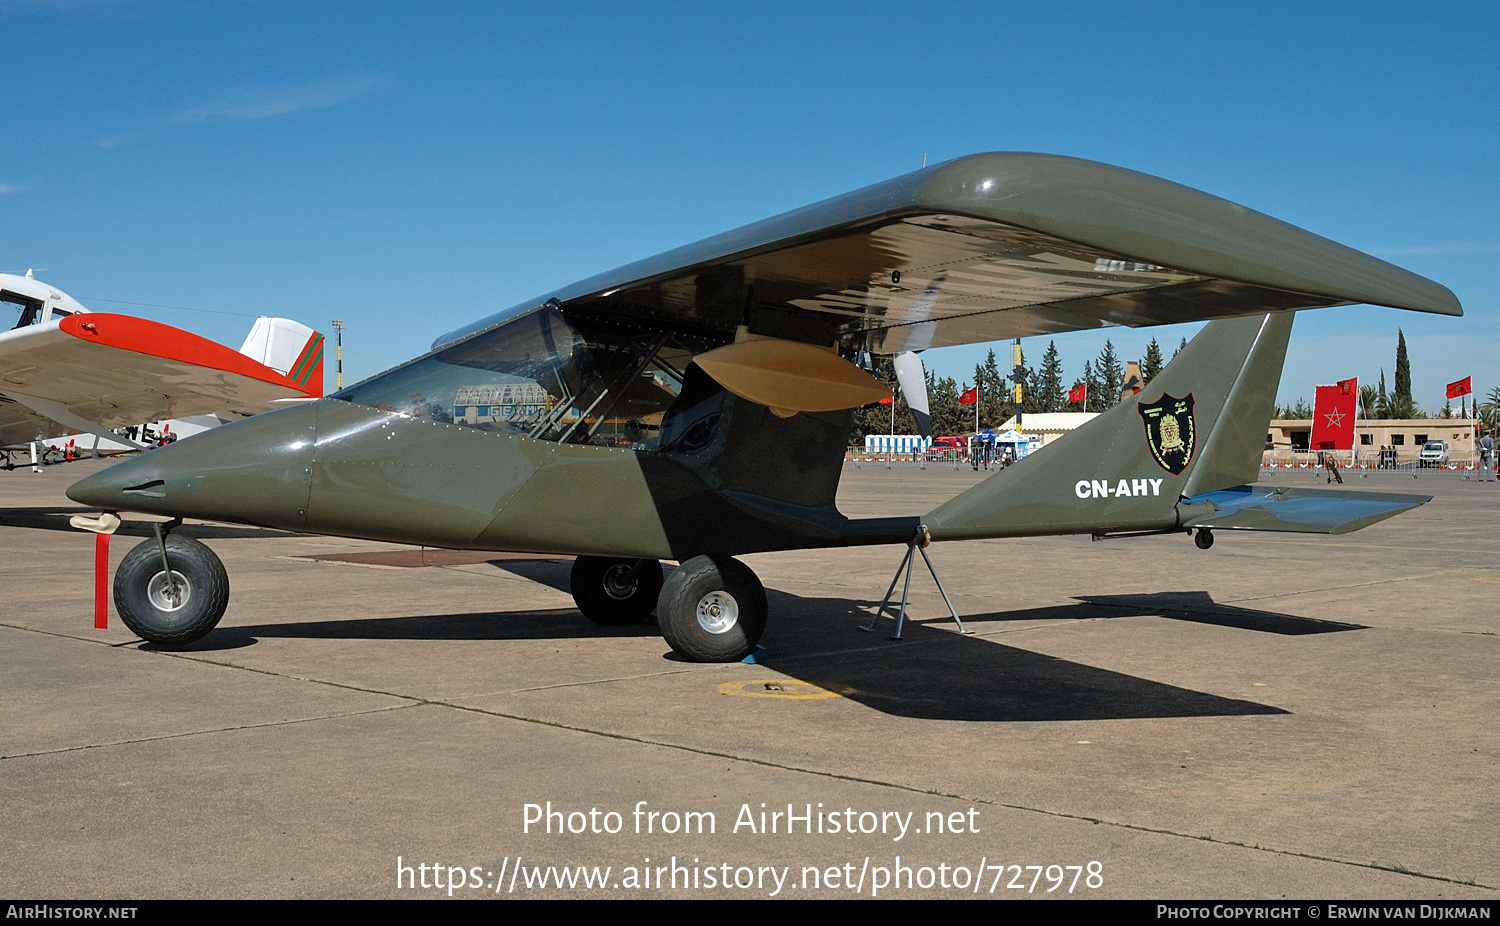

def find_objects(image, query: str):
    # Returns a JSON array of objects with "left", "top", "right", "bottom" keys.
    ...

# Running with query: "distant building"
[
  {"left": 1266, "top": 418, "right": 1477, "bottom": 464},
  {"left": 997, "top": 412, "right": 1099, "bottom": 448},
  {"left": 453, "top": 383, "right": 549, "bottom": 426}
]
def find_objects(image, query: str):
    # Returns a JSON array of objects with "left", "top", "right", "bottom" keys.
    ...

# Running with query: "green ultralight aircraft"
[{"left": 66, "top": 152, "right": 1459, "bottom": 661}]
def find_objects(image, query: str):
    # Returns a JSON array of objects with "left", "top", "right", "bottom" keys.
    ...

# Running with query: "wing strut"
[{"left": 0, "top": 390, "right": 146, "bottom": 450}]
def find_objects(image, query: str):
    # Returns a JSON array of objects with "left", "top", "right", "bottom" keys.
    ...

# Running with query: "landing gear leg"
[
  {"left": 1194, "top": 528, "right": 1215, "bottom": 550},
  {"left": 656, "top": 555, "right": 767, "bottom": 662},
  {"left": 113, "top": 522, "right": 229, "bottom": 646}
]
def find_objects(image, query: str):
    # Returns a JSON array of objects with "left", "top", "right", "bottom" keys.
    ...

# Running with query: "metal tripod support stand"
[{"left": 861, "top": 524, "right": 971, "bottom": 639}]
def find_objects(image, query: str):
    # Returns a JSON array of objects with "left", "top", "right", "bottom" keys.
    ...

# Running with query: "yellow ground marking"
[
  {"left": 718, "top": 679, "right": 850, "bottom": 700},
  {"left": 1471, "top": 577, "right": 1498, "bottom": 583}
]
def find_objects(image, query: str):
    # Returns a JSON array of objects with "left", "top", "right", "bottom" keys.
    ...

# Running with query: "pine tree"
[
  {"left": 928, "top": 373, "right": 964, "bottom": 437},
  {"left": 1082, "top": 361, "right": 1101, "bottom": 412},
  {"left": 850, "top": 358, "right": 914, "bottom": 441},
  {"left": 1014, "top": 345, "right": 1043, "bottom": 415},
  {"left": 1174, "top": 335, "right": 1188, "bottom": 359},
  {"left": 1140, "top": 338, "right": 1164, "bottom": 384},
  {"left": 1094, "top": 340, "right": 1123, "bottom": 407},
  {"left": 1394, "top": 330, "right": 1412, "bottom": 404},
  {"left": 1037, "top": 341, "right": 1066, "bottom": 411},
  {"left": 971, "top": 349, "right": 1012, "bottom": 430}
]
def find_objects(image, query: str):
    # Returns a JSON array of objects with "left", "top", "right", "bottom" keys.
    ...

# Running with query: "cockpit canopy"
[
  {"left": 2, "top": 273, "right": 90, "bottom": 330},
  {"left": 334, "top": 302, "right": 731, "bottom": 450}
]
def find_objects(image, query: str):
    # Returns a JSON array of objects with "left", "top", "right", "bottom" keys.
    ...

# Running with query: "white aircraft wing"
[{"left": 0, "top": 313, "right": 323, "bottom": 448}]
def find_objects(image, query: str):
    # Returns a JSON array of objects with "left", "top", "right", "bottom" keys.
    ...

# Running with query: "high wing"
[
  {"left": 436, "top": 152, "right": 1461, "bottom": 355},
  {"left": 0, "top": 312, "right": 323, "bottom": 448}
]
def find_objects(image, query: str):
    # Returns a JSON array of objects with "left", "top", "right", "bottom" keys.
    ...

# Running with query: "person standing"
[{"left": 1481, "top": 430, "right": 1495, "bottom": 482}]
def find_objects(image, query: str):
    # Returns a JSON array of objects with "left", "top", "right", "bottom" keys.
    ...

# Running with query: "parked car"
[
  {"left": 925, "top": 436, "right": 969, "bottom": 460},
  {"left": 1419, "top": 440, "right": 1450, "bottom": 467}
]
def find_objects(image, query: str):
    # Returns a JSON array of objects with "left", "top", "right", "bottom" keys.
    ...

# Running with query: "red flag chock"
[
  {"left": 1068, "top": 384, "right": 1086, "bottom": 403},
  {"left": 959, "top": 386, "right": 978, "bottom": 404},
  {"left": 1447, "top": 377, "right": 1472, "bottom": 399}
]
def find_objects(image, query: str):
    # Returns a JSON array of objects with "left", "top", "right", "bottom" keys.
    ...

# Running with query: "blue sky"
[{"left": 3, "top": 1, "right": 1496, "bottom": 411}]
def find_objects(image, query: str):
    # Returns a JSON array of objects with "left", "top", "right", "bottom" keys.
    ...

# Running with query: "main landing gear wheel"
[
  {"left": 570, "top": 556, "right": 664, "bottom": 625},
  {"left": 656, "top": 555, "right": 766, "bottom": 662},
  {"left": 113, "top": 534, "right": 230, "bottom": 646},
  {"left": 1194, "top": 528, "right": 1215, "bottom": 550}
]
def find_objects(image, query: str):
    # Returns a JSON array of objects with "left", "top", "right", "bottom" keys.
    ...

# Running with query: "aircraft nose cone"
[{"left": 66, "top": 403, "right": 319, "bottom": 531}]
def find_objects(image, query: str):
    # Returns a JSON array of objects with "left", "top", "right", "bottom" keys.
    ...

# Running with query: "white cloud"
[
  {"left": 174, "top": 74, "right": 382, "bottom": 123},
  {"left": 0, "top": 183, "right": 24, "bottom": 195}
]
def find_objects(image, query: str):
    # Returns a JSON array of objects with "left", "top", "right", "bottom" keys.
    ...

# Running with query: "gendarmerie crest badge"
[{"left": 1138, "top": 393, "right": 1196, "bottom": 475}]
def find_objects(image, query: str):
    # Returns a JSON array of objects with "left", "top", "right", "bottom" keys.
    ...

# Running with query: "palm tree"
[
  {"left": 1388, "top": 394, "right": 1419, "bottom": 420},
  {"left": 1478, "top": 387, "right": 1500, "bottom": 430}
]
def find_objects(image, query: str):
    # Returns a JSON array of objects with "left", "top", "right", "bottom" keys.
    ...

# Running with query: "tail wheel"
[
  {"left": 570, "top": 557, "right": 663, "bottom": 625},
  {"left": 113, "top": 535, "right": 230, "bottom": 646},
  {"left": 657, "top": 555, "right": 766, "bottom": 662}
]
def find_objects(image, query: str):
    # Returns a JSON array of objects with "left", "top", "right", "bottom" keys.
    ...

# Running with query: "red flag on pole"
[
  {"left": 959, "top": 386, "right": 978, "bottom": 404},
  {"left": 1311, "top": 382, "right": 1357, "bottom": 450},
  {"left": 878, "top": 395, "right": 894, "bottom": 404},
  {"left": 1447, "top": 376, "right": 1472, "bottom": 399},
  {"left": 1068, "top": 384, "right": 1086, "bottom": 403}
]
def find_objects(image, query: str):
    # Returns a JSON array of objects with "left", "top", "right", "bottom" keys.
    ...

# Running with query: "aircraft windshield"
[
  {"left": 3, "top": 291, "right": 44, "bottom": 330},
  {"left": 335, "top": 304, "right": 726, "bottom": 449}
]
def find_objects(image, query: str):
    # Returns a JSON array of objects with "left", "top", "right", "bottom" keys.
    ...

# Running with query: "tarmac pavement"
[{"left": 1, "top": 456, "right": 1495, "bottom": 899}]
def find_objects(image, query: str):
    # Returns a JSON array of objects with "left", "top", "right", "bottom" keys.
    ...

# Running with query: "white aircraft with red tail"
[{"left": 1, "top": 270, "right": 324, "bottom": 459}]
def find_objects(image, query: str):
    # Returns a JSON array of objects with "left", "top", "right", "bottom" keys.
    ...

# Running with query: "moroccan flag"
[
  {"left": 1447, "top": 376, "right": 1472, "bottom": 399},
  {"left": 1311, "top": 381, "right": 1357, "bottom": 451},
  {"left": 1068, "top": 384, "right": 1086, "bottom": 403},
  {"left": 959, "top": 386, "right": 978, "bottom": 404}
]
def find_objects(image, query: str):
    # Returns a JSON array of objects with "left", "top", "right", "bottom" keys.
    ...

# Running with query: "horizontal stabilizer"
[{"left": 1177, "top": 485, "right": 1430, "bottom": 535}]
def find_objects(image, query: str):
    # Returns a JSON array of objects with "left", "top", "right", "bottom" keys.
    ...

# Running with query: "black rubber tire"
[
  {"left": 570, "top": 557, "right": 664, "bottom": 626},
  {"left": 1194, "top": 528, "right": 1215, "bottom": 550},
  {"left": 656, "top": 555, "right": 766, "bottom": 662},
  {"left": 113, "top": 535, "right": 230, "bottom": 646}
]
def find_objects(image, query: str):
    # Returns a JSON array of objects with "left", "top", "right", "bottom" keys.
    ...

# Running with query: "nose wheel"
[
  {"left": 656, "top": 555, "right": 766, "bottom": 662},
  {"left": 570, "top": 556, "right": 664, "bottom": 625},
  {"left": 114, "top": 531, "right": 230, "bottom": 646}
]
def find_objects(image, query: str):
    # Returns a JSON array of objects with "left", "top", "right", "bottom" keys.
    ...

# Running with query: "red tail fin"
[{"left": 286, "top": 331, "right": 325, "bottom": 397}]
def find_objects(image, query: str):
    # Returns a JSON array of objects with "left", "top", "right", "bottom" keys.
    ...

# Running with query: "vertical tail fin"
[
  {"left": 239, "top": 318, "right": 325, "bottom": 397},
  {"left": 925, "top": 311, "right": 1293, "bottom": 540}
]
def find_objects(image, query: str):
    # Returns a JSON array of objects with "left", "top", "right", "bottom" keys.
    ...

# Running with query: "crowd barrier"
[{"left": 1260, "top": 451, "right": 1481, "bottom": 473}]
